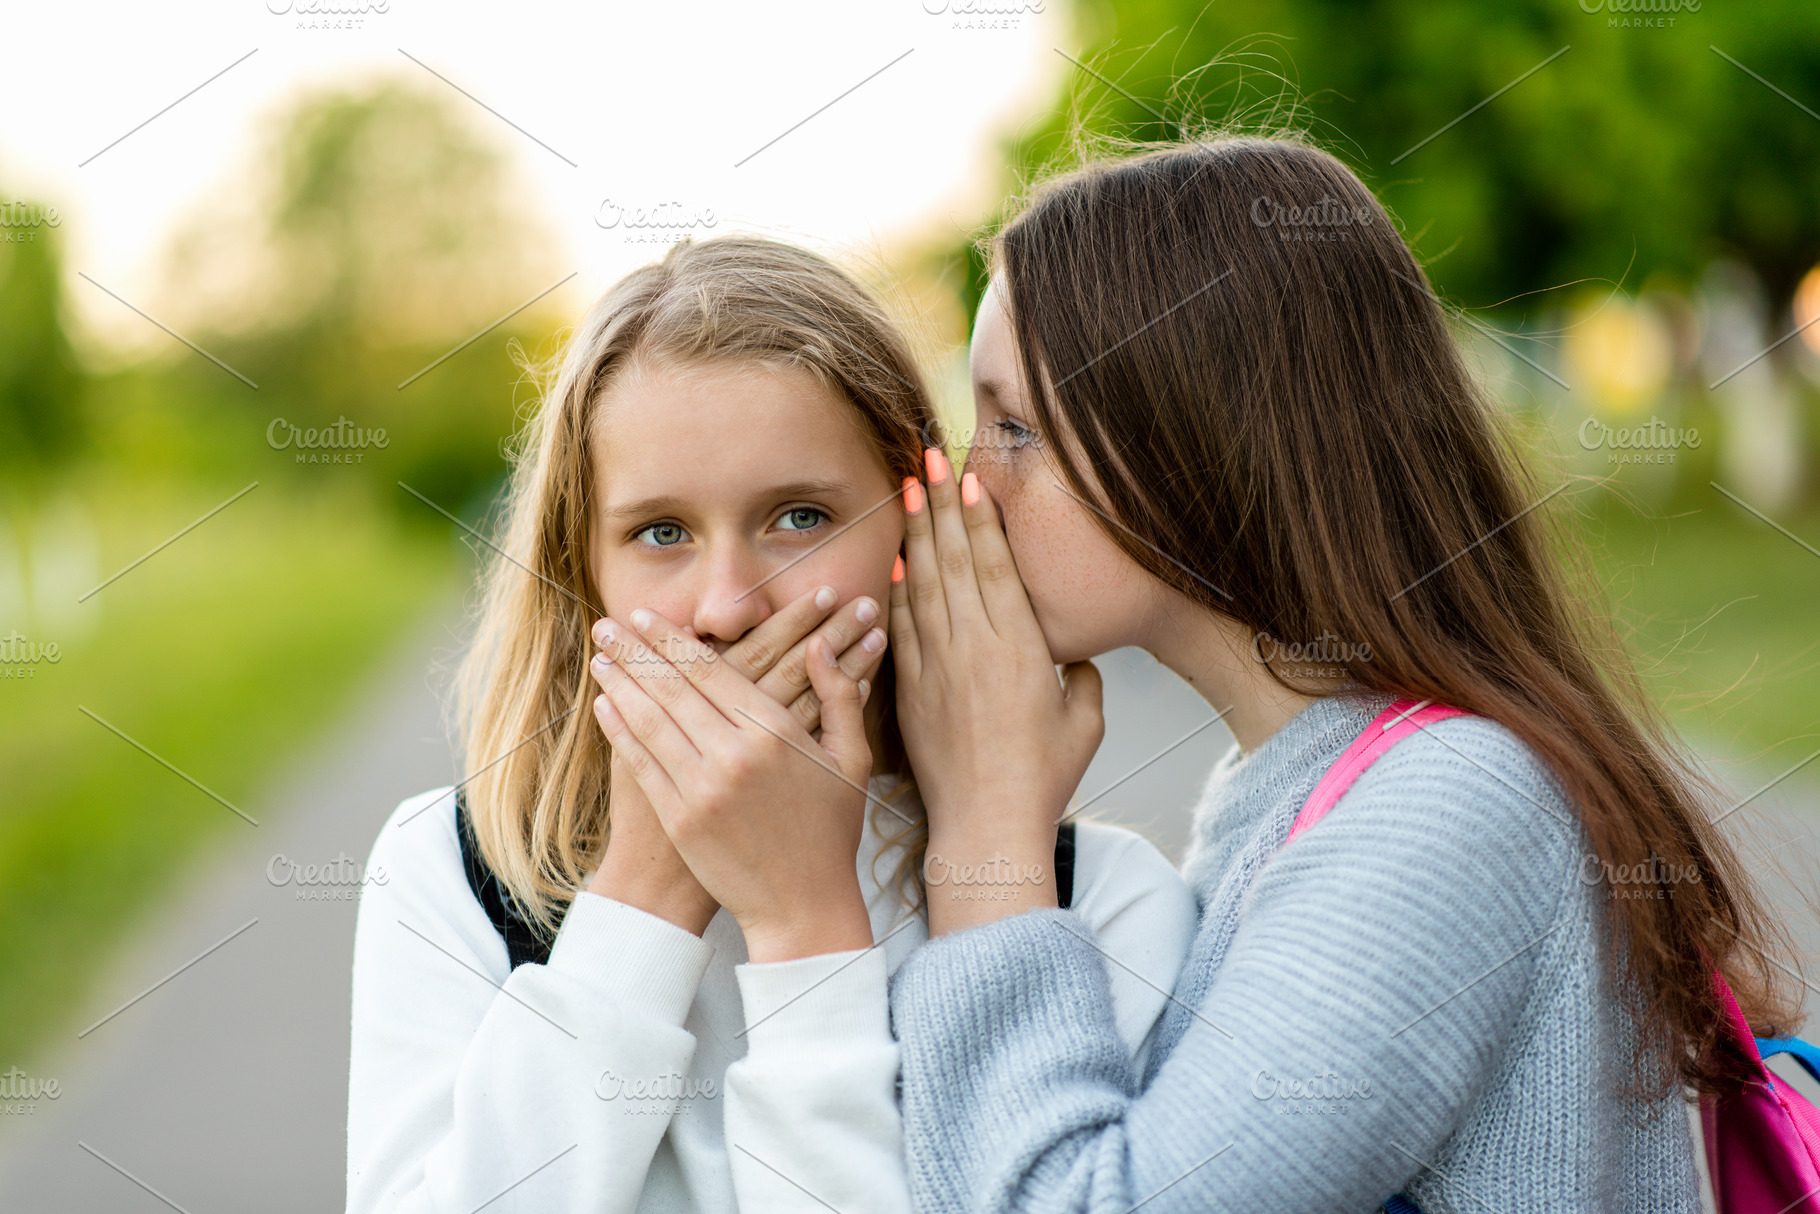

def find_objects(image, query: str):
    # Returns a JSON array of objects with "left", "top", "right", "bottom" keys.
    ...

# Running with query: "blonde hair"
[{"left": 454, "top": 236, "right": 935, "bottom": 935}]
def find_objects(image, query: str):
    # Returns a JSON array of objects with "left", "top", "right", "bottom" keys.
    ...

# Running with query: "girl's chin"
[{"left": 1035, "top": 625, "right": 1104, "bottom": 669}]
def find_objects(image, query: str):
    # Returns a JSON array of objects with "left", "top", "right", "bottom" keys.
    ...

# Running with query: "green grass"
[
  {"left": 0, "top": 470, "right": 458, "bottom": 1068},
  {"left": 1577, "top": 491, "right": 1820, "bottom": 772}
]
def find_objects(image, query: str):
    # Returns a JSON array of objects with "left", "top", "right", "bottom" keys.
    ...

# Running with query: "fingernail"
[
  {"left": 630, "top": 608, "right": 653, "bottom": 632},
  {"left": 858, "top": 678, "right": 871, "bottom": 703},
  {"left": 592, "top": 651, "right": 612, "bottom": 671},
  {"left": 892, "top": 554, "right": 905, "bottom": 583},
  {"left": 815, "top": 585, "right": 837, "bottom": 610},
  {"left": 856, "top": 596, "right": 878, "bottom": 625},
  {"left": 862, "top": 627, "right": 885, "bottom": 653},
  {"left": 901, "top": 478, "right": 923, "bottom": 514},
  {"left": 961, "top": 471, "right": 980, "bottom": 507},
  {"left": 598, "top": 619, "right": 617, "bottom": 644},
  {"left": 924, "top": 447, "right": 948, "bottom": 485}
]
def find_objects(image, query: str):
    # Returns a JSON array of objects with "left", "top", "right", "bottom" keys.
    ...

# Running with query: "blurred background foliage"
[
  {"left": 3, "top": 1, "right": 1820, "bottom": 1066},
  {"left": 935, "top": 0, "right": 1820, "bottom": 320},
  {"left": 0, "top": 78, "right": 564, "bottom": 1065},
  {"left": 913, "top": 0, "right": 1820, "bottom": 768},
  {"left": 0, "top": 213, "right": 83, "bottom": 467}
]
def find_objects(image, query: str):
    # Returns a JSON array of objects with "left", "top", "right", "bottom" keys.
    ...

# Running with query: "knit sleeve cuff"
[
  {"left": 545, "top": 891, "right": 715, "bottom": 1025},
  {"left": 890, "top": 908, "right": 1114, "bottom": 1041},
  {"left": 735, "top": 946, "right": 890, "bottom": 1050}
]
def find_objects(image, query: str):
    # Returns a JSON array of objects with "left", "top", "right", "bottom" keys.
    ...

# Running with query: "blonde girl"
[{"left": 346, "top": 236, "right": 1197, "bottom": 1214}]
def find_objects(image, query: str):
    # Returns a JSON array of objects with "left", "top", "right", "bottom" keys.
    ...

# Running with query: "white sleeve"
[
  {"left": 721, "top": 947, "right": 910, "bottom": 1214},
  {"left": 1062, "top": 822, "right": 1199, "bottom": 1067},
  {"left": 347, "top": 788, "right": 716, "bottom": 1214},
  {"left": 718, "top": 824, "right": 1196, "bottom": 1214}
]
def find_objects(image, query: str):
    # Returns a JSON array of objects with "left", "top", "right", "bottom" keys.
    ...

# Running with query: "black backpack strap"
[
  {"left": 456, "top": 789, "right": 1076, "bottom": 959},
  {"left": 1055, "top": 821, "right": 1076, "bottom": 910},
  {"left": 455, "top": 788, "right": 557, "bottom": 969}
]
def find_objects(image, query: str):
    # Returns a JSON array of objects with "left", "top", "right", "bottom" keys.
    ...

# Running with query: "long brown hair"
[
  {"left": 455, "top": 236, "right": 932, "bottom": 935},
  {"left": 993, "top": 133, "right": 1798, "bottom": 1097}
]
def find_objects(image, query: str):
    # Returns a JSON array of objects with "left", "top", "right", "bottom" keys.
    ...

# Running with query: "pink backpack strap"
[{"left": 1284, "top": 699, "right": 1473, "bottom": 845}]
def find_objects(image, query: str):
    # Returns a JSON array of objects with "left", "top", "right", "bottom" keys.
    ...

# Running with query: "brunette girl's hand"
[
  {"left": 585, "top": 585, "right": 887, "bottom": 936},
  {"left": 589, "top": 610, "right": 876, "bottom": 963},
  {"left": 891, "top": 448, "right": 1104, "bottom": 936}
]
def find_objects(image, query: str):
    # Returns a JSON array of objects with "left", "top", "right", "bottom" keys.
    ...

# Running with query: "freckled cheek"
[
  {"left": 996, "top": 489, "right": 1077, "bottom": 609},
  {"left": 966, "top": 446, "right": 1022, "bottom": 500},
  {"left": 998, "top": 487, "right": 1131, "bottom": 650}
]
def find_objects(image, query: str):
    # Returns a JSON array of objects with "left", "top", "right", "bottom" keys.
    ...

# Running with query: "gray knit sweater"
[{"left": 888, "top": 693, "right": 1700, "bottom": 1213}]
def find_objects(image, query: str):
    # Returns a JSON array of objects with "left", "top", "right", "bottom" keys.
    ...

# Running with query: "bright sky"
[{"left": 1, "top": 0, "right": 1068, "bottom": 349}]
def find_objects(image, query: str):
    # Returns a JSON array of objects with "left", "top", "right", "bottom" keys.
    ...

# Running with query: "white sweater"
[{"left": 346, "top": 779, "right": 1198, "bottom": 1214}]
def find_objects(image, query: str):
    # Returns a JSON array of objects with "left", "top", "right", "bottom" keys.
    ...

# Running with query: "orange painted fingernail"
[
  {"left": 901, "top": 477, "right": 923, "bottom": 514},
  {"left": 961, "top": 471, "right": 980, "bottom": 507},
  {"left": 892, "top": 554, "right": 905, "bottom": 583},
  {"left": 924, "top": 447, "right": 949, "bottom": 485}
]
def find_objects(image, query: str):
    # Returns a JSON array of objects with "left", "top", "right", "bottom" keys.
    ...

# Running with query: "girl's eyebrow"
[
  {"left": 603, "top": 479, "right": 859, "bottom": 522},
  {"left": 603, "top": 493, "right": 690, "bottom": 522}
]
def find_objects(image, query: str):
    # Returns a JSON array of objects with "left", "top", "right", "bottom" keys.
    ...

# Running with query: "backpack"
[
  {"left": 452, "top": 787, "right": 1080, "bottom": 969},
  {"left": 1283, "top": 699, "right": 1820, "bottom": 1214}
]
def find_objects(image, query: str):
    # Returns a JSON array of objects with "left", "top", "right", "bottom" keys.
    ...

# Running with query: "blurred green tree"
[
  {"left": 157, "top": 79, "right": 562, "bottom": 510},
  {"left": 957, "top": 0, "right": 1820, "bottom": 316},
  {"left": 0, "top": 201, "right": 84, "bottom": 468}
]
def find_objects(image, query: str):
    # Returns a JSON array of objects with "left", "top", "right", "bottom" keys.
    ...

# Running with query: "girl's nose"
[{"left": 691, "top": 555, "right": 773, "bottom": 647}]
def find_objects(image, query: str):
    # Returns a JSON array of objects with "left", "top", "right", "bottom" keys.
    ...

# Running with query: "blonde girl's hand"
[
  {"left": 714, "top": 583, "right": 890, "bottom": 736},
  {"left": 589, "top": 610, "right": 877, "bottom": 963},
  {"left": 585, "top": 585, "right": 887, "bottom": 936},
  {"left": 587, "top": 751, "right": 722, "bottom": 936},
  {"left": 891, "top": 449, "right": 1104, "bottom": 936}
]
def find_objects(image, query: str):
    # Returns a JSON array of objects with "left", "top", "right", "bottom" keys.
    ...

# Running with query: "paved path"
[
  {"left": 1, "top": 621, "right": 1814, "bottom": 1211},
  {"left": 0, "top": 600, "right": 466, "bottom": 1212}
]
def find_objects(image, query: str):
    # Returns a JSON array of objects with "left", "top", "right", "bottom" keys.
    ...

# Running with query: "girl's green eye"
[
  {"left": 995, "top": 418, "right": 1036, "bottom": 447},
  {"left": 637, "top": 522, "right": 688, "bottom": 547},
  {"left": 777, "top": 507, "right": 827, "bottom": 532}
]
